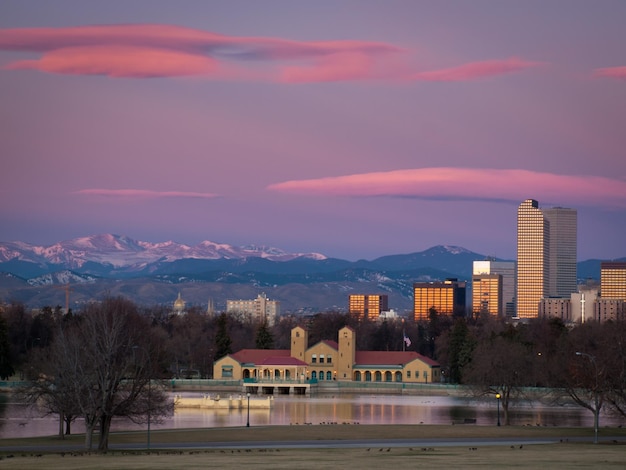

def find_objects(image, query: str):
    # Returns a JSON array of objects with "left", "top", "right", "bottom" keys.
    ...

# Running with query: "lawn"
[{"left": 1, "top": 425, "right": 625, "bottom": 469}]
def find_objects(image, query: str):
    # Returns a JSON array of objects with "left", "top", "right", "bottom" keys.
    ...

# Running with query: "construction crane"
[{"left": 53, "top": 283, "right": 74, "bottom": 313}]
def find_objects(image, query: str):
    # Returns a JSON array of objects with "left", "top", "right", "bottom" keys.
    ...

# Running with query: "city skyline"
[{"left": 1, "top": 2, "right": 625, "bottom": 262}]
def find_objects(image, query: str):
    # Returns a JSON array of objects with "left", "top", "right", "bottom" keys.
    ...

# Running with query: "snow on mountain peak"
[{"left": 0, "top": 234, "right": 328, "bottom": 268}]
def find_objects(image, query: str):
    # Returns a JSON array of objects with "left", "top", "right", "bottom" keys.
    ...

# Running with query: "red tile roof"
[
  {"left": 226, "top": 345, "right": 439, "bottom": 368},
  {"left": 355, "top": 351, "right": 440, "bottom": 367},
  {"left": 260, "top": 356, "right": 308, "bottom": 366},
  {"left": 231, "top": 349, "right": 290, "bottom": 365}
]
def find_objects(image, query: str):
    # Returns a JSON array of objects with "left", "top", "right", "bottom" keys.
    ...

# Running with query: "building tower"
[
  {"left": 413, "top": 279, "right": 466, "bottom": 321},
  {"left": 336, "top": 326, "right": 356, "bottom": 381},
  {"left": 600, "top": 262, "right": 626, "bottom": 300},
  {"left": 473, "top": 260, "right": 516, "bottom": 317},
  {"left": 472, "top": 273, "right": 502, "bottom": 317},
  {"left": 543, "top": 207, "right": 578, "bottom": 297},
  {"left": 348, "top": 294, "right": 389, "bottom": 321},
  {"left": 516, "top": 199, "right": 578, "bottom": 318},
  {"left": 516, "top": 199, "right": 549, "bottom": 319}
]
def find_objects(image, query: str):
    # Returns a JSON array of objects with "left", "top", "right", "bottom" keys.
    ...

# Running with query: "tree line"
[{"left": 1, "top": 299, "right": 625, "bottom": 449}]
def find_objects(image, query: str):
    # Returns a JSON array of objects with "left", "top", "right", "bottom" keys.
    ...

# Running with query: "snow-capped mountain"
[{"left": 0, "top": 234, "right": 327, "bottom": 269}]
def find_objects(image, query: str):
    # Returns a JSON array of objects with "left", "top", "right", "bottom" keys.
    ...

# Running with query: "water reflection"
[{"left": 0, "top": 392, "right": 623, "bottom": 439}]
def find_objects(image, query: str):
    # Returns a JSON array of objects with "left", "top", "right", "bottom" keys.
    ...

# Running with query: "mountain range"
[{"left": 0, "top": 234, "right": 618, "bottom": 314}]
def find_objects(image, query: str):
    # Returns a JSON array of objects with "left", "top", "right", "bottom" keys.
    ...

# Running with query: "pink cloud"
[
  {"left": 413, "top": 57, "right": 543, "bottom": 81},
  {"left": 74, "top": 189, "right": 219, "bottom": 199},
  {"left": 280, "top": 52, "right": 376, "bottom": 83},
  {"left": 0, "top": 24, "right": 400, "bottom": 81},
  {"left": 1, "top": 24, "right": 541, "bottom": 84},
  {"left": 593, "top": 66, "right": 626, "bottom": 81},
  {"left": 267, "top": 168, "right": 626, "bottom": 208},
  {"left": 7, "top": 45, "right": 218, "bottom": 78}
]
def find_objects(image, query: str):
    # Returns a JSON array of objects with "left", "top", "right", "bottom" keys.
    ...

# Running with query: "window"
[
  {"left": 327, "top": 355, "right": 332, "bottom": 364},
  {"left": 222, "top": 367, "right": 233, "bottom": 378},
  {"left": 320, "top": 354, "right": 325, "bottom": 364},
  {"left": 312, "top": 354, "right": 317, "bottom": 364},
  {"left": 326, "top": 371, "right": 332, "bottom": 380},
  {"left": 319, "top": 370, "right": 324, "bottom": 380},
  {"left": 311, "top": 371, "right": 317, "bottom": 379},
  {"left": 407, "top": 370, "right": 411, "bottom": 378}
]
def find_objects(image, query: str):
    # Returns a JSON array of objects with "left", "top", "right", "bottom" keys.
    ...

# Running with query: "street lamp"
[
  {"left": 495, "top": 393, "right": 501, "bottom": 426},
  {"left": 576, "top": 352, "right": 599, "bottom": 444},
  {"left": 246, "top": 393, "right": 251, "bottom": 427}
]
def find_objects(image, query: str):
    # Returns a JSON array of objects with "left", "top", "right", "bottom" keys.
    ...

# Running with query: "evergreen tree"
[
  {"left": 0, "top": 314, "right": 15, "bottom": 380},
  {"left": 214, "top": 313, "right": 232, "bottom": 360},
  {"left": 255, "top": 322, "right": 274, "bottom": 349}
]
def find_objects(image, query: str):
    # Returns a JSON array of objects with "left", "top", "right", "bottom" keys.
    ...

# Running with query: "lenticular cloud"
[{"left": 267, "top": 168, "right": 626, "bottom": 209}]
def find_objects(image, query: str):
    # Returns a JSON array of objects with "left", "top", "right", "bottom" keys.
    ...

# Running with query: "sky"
[{"left": 1, "top": 0, "right": 625, "bottom": 261}]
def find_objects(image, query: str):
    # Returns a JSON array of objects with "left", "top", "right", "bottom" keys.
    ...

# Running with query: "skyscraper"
[
  {"left": 473, "top": 260, "right": 516, "bottom": 317},
  {"left": 543, "top": 207, "right": 578, "bottom": 297},
  {"left": 516, "top": 199, "right": 577, "bottom": 318},
  {"left": 348, "top": 294, "right": 389, "bottom": 321},
  {"left": 517, "top": 199, "right": 549, "bottom": 319},
  {"left": 413, "top": 279, "right": 466, "bottom": 321},
  {"left": 600, "top": 262, "right": 626, "bottom": 300}
]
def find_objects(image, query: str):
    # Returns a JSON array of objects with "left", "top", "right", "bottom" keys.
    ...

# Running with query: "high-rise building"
[
  {"left": 516, "top": 199, "right": 577, "bottom": 318},
  {"left": 348, "top": 294, "right": 389, "bottom": 321},
  {"left": 517, "top": 199, "right": 549, "bottom": 319},
  {"left": 472, "top": 273, "right": 502, "bottom": 317},
  {"left": 413, "top": 279, "right": 466, "bottom": 321},
  {"left": 473, "top": 260, "right": 516, "bottom": 317},
  {"left": 226, "top": 292, "right": 280, "bottom": 326},
  {"left": 600, "top": 262, "right": 626, "bottom": 300},
  {"left": 543, "top": 207, "right": 578, "bottom": 297}
]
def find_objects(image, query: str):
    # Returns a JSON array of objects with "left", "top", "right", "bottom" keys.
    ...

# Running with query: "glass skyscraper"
[{"left": 516, "top": 199, "right": 577, "bottom": 318}]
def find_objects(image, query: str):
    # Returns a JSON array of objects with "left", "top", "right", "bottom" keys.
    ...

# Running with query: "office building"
[
  {"left": 348, "top": 294, "right": 389, "bottom": 321},
  {"left": 472, "top": 274, "right": 502, "bottom": 317},
  {"left": 543, "top": 207, "right": 578, "bottom": 297},
  {"left": 413, "top": 279, "right": 466, "bottom": 321},
  {"left": 226, "top": 292, "right": 280, "bottom": 326},
  {"left": 539, "top": 297, "right": 572, "bottom": 321},
  {"left": 473, "top": 260, "right": 516, "bottom": 317},
  {"left": 516, "top": 199, "right": 577, "bottom": 318},
  {"left": 571, "top": 287, "right": 599, "bottom": 323},
  {"left": 600, "top": 262, "right": 626, "bottom": 300}
]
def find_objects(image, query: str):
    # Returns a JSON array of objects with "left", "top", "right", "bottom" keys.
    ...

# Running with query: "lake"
[{"left": 1, "top": 392, "right": 624, "bottom": 439}]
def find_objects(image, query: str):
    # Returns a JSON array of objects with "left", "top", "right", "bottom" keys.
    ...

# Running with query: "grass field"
[{"left": 1, "top": 425, "right": 625, "bottom": 469}]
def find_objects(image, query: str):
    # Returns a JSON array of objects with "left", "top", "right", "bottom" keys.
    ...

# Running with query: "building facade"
[
  {"left": 539, "top": 297, "right": 572, "bottom": 322},
  {"left": 471, "top": 273, "right": 502, "bottom": 317},
  {"left": 543, "top": 207, "right": 578, "bottom": 297},
  {"left": 213, "top": 326, "right": 440, "bottom": 385},
  {"left": 472, "top": 260, "right": 516, "bottom": 317},
  {"left": 413, "top": 279, "right": 466, "bottom": 321},
  {"left": 516, "top": 199, "right": 577, "bottom": 319},
  {"left": 601, "top": 262, "right": 626, "bottom": 300},
  {"left": 348, "top": 294, "right": 389, "bottom": 321},
  {"left": 571, "top": 287, "right": 599, "bottom": 323},
  {"left": 226, "top": 292, "right": 280, "bottom": 326}
]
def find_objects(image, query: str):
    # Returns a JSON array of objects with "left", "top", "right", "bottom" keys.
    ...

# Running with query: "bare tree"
[
  {"left": 21, "top": 297, "right": 173, "bottom": 451},
  {"left": 462, "top": 333, "right": 534, "bottom": 425}
]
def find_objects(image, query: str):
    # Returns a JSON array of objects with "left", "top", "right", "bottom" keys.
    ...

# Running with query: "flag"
[{"left": 403, "top": 334, "right": 411, "bottom": 347}]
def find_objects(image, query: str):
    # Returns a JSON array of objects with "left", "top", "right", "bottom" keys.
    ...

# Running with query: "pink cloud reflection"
[
  {"left": 267, "top": 168, "right": 626, "bottom": 208},
  {"left": 593, "top": 66, "right": 626, "bottom": 81},
  {"left": 413, "top": 57, "right": 543, "bottom": 81},
  {"left": 74, "top": 189, "right": 219, "bottom": 199}
]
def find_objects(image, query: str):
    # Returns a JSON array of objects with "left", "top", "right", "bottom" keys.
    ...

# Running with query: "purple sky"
[{"left": 1, "top": 1, "right": 625, "bottom": 261}]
